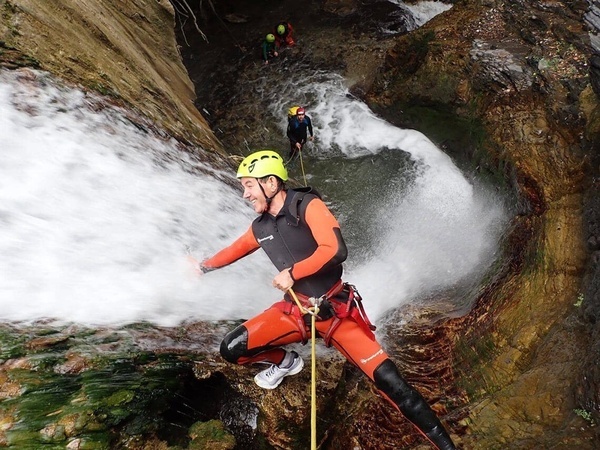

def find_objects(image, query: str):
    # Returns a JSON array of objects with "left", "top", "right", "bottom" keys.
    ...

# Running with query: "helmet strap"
[{"left": 259, "top": 177, "right": 283, "bottom": 210}]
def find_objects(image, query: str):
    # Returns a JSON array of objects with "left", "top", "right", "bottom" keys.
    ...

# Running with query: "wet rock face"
[
  {"left": 580, "top": 175, "right": 600, "bottom": 418},
  {"left": 0, "top": 0, "right": 224, "bottom": 156},
  {"left": 0, "top": 322, "right": 265, "bottom": 449},
  {"left": 366, "top": 0, "right": 598, "bottom": 447},
  {"left": 469, "top": 39, "right": 534, "bottom": 93},
  {"left": 585, "top": 0, "right": 600, "bottom": 95},
  {"left": 1, "top": 0, "right": 599, "bottom": 448}
]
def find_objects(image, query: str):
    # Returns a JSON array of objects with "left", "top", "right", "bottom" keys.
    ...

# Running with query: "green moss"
[
  {"left": 3, "top": 370, "right": 84, "bottom": 448},
  {"left": 188, "top": 420, "right": 235, "bottom": 450},
  {"left": 1, "top": 348, "right": 209, "bottom": 448},
  {"left": 0, "top": 328, "right": 28, "bottom": 359},
  {"left": 454, "top": 333, "right": 501, "bottom": 399},
  {"left": 574, "top": 408, "right": 595, "bottom": 425}
]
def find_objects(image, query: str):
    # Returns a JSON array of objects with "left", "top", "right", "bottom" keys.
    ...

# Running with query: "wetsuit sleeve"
[
  {"left": 261, "top": 42, "right": 267, "bottom": 61},
  {"left": 201, "top": 227, "right": 260, "bottom": 271},
  {"left": 307, "top": 117, "right": 314, "bottom": 137},
  {"left": 289, "top": 199, "right": 347, "bottom": 280},
  {"left": 287, "top": 120, "right": 297, "bottom": 144}
]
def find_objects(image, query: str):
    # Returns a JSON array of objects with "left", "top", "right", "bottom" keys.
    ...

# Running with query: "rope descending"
[{"left": 288, "top": 288, "right": 321, "bottom": 450}]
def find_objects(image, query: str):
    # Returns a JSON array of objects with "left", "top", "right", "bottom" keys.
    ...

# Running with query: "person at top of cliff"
[
  {"left": 274, "top": 21, "right": 295, "bottom": 48},
  {"left": 286, "top": 107, "right": 313, "bottom": 162},
  {"left": 190, "top": 150, "right": 457, "bottom": 450},
  {"left": 261, "top": 33, "right": 279, "bottom": 64}
]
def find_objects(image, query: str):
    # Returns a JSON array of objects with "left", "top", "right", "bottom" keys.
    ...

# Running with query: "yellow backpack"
[{"left": 287, "top": 106, "right": 300, "bottom": 120}]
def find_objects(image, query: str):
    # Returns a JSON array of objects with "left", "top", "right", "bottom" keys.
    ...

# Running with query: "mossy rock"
[{"left": 188, "top": 420, "right": 235, "bottom": 450}]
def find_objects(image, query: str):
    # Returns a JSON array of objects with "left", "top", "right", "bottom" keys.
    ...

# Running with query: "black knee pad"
[
  {"left": 219, "top": 325, "right": 248, "bottom": 363},
  {"left": 374, "top": 359, "right": 412, "bottom": 400},
  {"left": 374, "top": 359, "right": 456, "bottom": 449},
  {"left": 373, "top": 359, "right": 427, "bottom": 422}
]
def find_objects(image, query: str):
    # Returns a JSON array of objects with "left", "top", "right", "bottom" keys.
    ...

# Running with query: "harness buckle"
[{"left": 305, "top": 296, "right": 323, "bottom": 316}]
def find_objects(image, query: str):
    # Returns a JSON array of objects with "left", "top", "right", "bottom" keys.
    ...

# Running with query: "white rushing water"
[
  {"left": 270, "top": 71, "right": 508, "bottom": 319},
  {"left": 0, "top": 68, "right": 508, "bottom": 327},
  {"left": 0, "top": 70, "right": 276, "bottom": 326},
  {"left": 389, "top": 0, "right": 453, "bottom": 28}
]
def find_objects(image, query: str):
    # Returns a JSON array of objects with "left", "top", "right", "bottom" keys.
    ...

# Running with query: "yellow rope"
[
  {"left": 288, "top": 288, "right": 318, "bottom": 450},
  {"left": 299, "top": 149, "right": 308, "bottom": 187},
  {"left": 310, "top": 311, "right": 317, "bottom": 449}
]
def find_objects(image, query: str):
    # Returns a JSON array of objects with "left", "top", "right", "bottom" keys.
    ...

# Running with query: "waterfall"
[{"left": 0, "top": 68, "right": 509, "bottom": 327}]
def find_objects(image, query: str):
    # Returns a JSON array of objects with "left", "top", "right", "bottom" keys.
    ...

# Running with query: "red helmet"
[{"left": 296, "top": 107, "right": 305, "bottom": 115}]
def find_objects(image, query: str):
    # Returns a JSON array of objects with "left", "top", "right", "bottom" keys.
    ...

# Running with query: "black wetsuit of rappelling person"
[{"left": 286, "top": 107, "right": 313, "bottom": 162}]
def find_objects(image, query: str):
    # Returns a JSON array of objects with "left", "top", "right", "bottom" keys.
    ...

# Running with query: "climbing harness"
[
  {"left": 288, "top": 288, "right": 320, "bottom": 450},
  {"left": 287, "top": 281, "right": 376, "bottom": 345},
  {"left": 326, "top": 283, "right": 377, "bottom": 344}
]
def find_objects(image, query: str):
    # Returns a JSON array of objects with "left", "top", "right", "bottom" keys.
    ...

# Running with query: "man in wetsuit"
[
  {"left": 286, "top": 107, "right": 313, "bottom": 162},
  {"left": 274, "top": 21, "right": 295, "bottom": 48},
  {"left": 261, "top": 33, "right": 279, "bottom": 64},
  {"left": 194, "top": 150, "right": 457, "bottom": 450}
]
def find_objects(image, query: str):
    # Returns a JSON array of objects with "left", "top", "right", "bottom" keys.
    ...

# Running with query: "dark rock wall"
[
  {"left": 578, "top": 0, "right": 600, "bottom": 425},
  {"left": 367, "top": 0, "right": 599, "bottom": 446},
  {"left": 579, "top": 0, "right": 600, "bottom": 416},
  {"left": 580, "top": 175, "right": 600, "bottom": 418},
  {"left": 585, "top": 0, "right": 600, "bottom": 95},
  {"left": 0, "top": 0, "right": 225, "bottom": 158}
]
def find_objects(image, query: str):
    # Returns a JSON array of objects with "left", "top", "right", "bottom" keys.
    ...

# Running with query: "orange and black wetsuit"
[
  {"left": 274, "top": 22, "right": 295, "bottom": 47},
  {"left": 202, "top": 187, "right": 455, "bottom": 450}
]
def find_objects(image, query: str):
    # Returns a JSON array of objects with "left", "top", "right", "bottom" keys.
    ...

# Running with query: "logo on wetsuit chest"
[{"left": 257, "top": 235, "right": 274, "bottom": 243}]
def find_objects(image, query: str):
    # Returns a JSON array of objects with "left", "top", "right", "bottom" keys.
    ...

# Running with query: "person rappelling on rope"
[
  {"left": 286, "top": 106, "right": 313, "bottom": 163},
  {"left": 261, "top": 33, "right": 279, "bottom": 64},
  {"left": 190, "top": 150, "right": 457, "bottom": 450}
]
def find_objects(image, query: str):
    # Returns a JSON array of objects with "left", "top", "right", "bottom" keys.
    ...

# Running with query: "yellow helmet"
[
  {"left": 287, "top": 106, "right": 299, "bottom": 117},
  {"left": 237, "top": 150, "right": 288, "bottom": 181}
]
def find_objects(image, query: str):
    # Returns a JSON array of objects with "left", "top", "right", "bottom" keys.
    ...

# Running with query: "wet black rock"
[{"left": 585, "top": 0, "right": 600, "bottom": 96}]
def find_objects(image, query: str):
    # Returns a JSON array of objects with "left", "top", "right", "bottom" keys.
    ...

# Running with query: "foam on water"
[
  {"left": 0, "top": 68, "right": 508, "bottom": 326},
  {"left": 388, "top": 0, "right": 453, "bottom": 28},
  {"left": 0, "top": 70, "right": 276, "bottom": 326},
  {"left": 269, "top": 71, "right": 508, "bottom": 319}
]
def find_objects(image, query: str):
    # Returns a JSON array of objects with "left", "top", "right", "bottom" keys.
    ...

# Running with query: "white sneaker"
[{"left": 254, "top": 351, "right": 304, "bottom": 389}]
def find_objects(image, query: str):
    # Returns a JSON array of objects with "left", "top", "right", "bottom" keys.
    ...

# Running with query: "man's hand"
[
  {"left": 272, "top": 268, "right": 294, "bottom": 292},
  {"left": 187, "top": 255, "right": 204, "bottom": 277}
]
